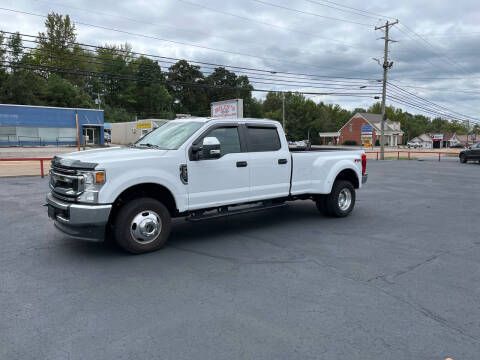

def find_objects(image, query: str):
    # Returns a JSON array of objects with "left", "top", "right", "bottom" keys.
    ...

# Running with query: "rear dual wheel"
[{"left": 316, "top": 180, "right": 355, "bottom": 217}]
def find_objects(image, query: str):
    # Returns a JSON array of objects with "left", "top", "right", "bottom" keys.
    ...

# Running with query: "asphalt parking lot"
[{"left": 1, "top": 159, "right": 479, "bottom": 360}]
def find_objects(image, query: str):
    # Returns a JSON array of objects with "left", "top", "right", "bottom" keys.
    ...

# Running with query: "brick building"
[{"left": 320, "top": 113, "right": 403, "bottom": 146}]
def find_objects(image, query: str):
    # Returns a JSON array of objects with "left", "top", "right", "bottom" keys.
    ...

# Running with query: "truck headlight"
[{"left": 77, "top": 170, "right": 106, "bottom": 203}]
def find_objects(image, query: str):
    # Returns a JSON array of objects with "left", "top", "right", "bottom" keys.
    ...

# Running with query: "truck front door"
[{"left": 187, "top": 124, "right": 250, "bottom": 210}]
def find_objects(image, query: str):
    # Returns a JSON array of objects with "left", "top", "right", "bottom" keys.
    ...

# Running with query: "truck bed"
[{"left": 289, "top": 148, "right": 364, "bottom": 195}]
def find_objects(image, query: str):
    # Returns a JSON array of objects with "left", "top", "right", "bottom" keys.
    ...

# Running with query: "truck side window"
[
  {"left": 247, "top": 127, "right": 281, "bottom": 152},
  {"left": 206, "top": 127, "right": 241, "bottom": 156}
]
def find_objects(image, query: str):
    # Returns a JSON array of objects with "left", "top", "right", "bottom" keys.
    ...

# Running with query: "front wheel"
[
  {"left": 460, "top": 154, "right": 467, "bottom": 163},
  {"left": 114, "top": 197, "right": 171, "bottom": 254},
  {"left": 324, "top": 180, "right": 356, "bottom": 217}
]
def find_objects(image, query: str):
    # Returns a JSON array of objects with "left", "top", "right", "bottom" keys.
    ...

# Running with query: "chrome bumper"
[
  {"left": 362, "top": 173, "right": 368, "bottom": 184},
  {"left": 46, "top": 192, "right": 112, "bottom": 241}
]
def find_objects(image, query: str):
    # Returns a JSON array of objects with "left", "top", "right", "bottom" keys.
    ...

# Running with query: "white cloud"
[{"left": 1, "top": 0, "right": 479, "bottom": 118}]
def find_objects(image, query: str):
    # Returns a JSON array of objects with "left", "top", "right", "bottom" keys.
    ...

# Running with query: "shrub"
[
  {"left": 375, "top": 139, "right": 380, "bottom": 146},
  {"left": 343, "top": 140, "right": 357, "bottom": 145}
]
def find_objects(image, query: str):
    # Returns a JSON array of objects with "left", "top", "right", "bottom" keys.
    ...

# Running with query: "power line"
[
  {"left": 388, "top": 81, "right": 480, "bottom": 95},
  {"left": 396, "top": 23, "right": 470, "bottom": 75},
  {"left": 387, "top": 95, "right": 480, "bottom": 125},
  {"left": 1, "top": 45, "right": 381, "bottom": 92},
  {"left": 387, "top": 82, "right": 480, "bottom": 122},
  {"left": 1, "top": 31, "right": 379, "bottom": 83},
  {"left": 4, "top": 42, "right": 383, "bottom": 91},
  {"left": 392, "top": 26, "right": 456, "bottom": 75},
  {"left": 387, "top": 91, "right": 471, "bottom": 123},
  {"left": 175, "top": 0, "right": 371, "bottom": 50},
  {"left": 303, "top": 0, "right": 394, "bottom": 21},
  {"left": 0, "top": 8, "right": 350, "bottom": 74},
  {"left": 251, "top": 0, "right": 375, "bottom": 27},
  {"left": 0, "top": 6, "right": 380, "bottom": 77},
  {"left": 386, "top": 88, "right": 480, "bottom": 124},
  {"left": 0, "top": 60, "right": 380, "bottom": 98}
]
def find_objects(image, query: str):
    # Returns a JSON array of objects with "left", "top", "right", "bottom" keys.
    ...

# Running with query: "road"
[{"left": 1, "top": 160, "right": 479, "bottom": 359}]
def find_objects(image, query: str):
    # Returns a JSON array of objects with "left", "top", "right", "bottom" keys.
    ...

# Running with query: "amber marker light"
[{"left": 95, "top": 171, "right": 105, "bottom": 184}]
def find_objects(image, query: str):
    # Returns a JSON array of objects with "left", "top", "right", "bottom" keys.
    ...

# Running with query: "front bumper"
[
  {"left": 46, "top": 192, "right": 112, "bottom": 242},
  {"left": 362, "top": 173, "right": 368, "bottom": 184}
]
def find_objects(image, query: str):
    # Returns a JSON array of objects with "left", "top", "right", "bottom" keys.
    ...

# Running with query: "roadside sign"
[
  {"left": 361, "top": 125, "right": 373, "bottom": 132},
  {"left": 211, "top": 99, "right": 244, "bottom": 118}
]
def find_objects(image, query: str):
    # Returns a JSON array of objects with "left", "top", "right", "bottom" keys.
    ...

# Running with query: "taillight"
[{"left": 361, "top": 154, "right": 367, "bottom": 175}]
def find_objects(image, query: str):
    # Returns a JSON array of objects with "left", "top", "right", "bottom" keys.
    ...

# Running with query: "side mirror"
[{"left": 202, "top": 137, "right": 221, "bottom": 159}]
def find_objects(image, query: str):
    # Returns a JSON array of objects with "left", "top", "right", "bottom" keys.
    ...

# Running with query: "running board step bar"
[{"left": 186, "top": 202, "right": 286, "bottom": 222}]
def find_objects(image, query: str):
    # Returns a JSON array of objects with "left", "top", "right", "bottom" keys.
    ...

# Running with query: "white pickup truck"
[{"left": 47, "top": 117, "right": 367, "bottom": 253}]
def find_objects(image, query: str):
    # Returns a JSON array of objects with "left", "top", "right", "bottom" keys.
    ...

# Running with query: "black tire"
[
  {"left": 324, "top": 180, "right": 355, "bottom": 218},
  {"left": 114, "top": 197, "right": 171, "bottom": 254},
  {"left": 315, "top": 195, "right": 330, "bottom": 216},
  {"left": 460, "top": 154, "right": 467, "bottom": 163}
]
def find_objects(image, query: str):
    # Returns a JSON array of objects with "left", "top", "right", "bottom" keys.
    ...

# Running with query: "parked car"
[
  {"left": 407, "top": 141, "right": 422, "bottom": 149},
  {"left": 450, "top": 142, "right": 466, "bottom": 148},
  {"left": 46, "top": 117, "right": 367, "bottom": 254},
  {"left": 289, "top": 140, "right": 312, "bottom": 150},
  {"left": 459, "top": 143, "right": 480, "bottom": 163}
]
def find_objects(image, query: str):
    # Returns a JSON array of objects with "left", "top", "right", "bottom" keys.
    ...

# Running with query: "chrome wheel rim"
[
  {"left": 338, "top": 188, "right": 352, "bottom": 211},
  {"left": 130, "top": 210, "right": 162, "bottom": 244}
]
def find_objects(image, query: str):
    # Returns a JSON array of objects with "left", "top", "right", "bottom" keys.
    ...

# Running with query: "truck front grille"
[{"left": 50, "top": 163, "right": 84, "bottom": 202}]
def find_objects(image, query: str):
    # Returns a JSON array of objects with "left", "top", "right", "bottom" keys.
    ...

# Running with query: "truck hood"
[{"left": 55, "top": 146, "right": 169, "bottom": 169}]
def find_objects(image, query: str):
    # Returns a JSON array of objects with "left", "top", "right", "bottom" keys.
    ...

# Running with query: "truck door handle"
[
  {"left": 278, "top": 158, "right": 288, "bottom": 164},
  {"left": 236, "top": 161, "right": 248, "bottom": 167}
]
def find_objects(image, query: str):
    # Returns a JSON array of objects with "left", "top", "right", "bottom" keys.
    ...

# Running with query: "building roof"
[
  {"left": 456, "top": 134, "right": 479, "bottom": 142},
  {"left": 354, "top": 113, "right": 403, "bottom": 133},
  {"left": 442, "top": 132, "right": 455, "bottom": 141}
]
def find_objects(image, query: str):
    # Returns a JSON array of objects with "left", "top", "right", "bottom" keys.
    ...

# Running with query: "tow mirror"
[{"left": 202, "top": 137, "right": 221, "bottom": 159}]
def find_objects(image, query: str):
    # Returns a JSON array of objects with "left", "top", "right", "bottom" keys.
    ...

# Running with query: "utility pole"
[
  {"left": 467, "top": 120, "right": 470, "bottom": 145},
  {"left": 375, "top": 20, "right": 398, "bottom": 160},
  {"left": 282, "top": 92, "right": 286, "bottom": 132}
]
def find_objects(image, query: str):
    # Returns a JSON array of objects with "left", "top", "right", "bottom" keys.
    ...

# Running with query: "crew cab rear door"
[
  {"left": 186, "top": 123, "right": 250, "bottom": 210},
  {"left": 244, "top": 124, "right": 291, "bottom": 201}
]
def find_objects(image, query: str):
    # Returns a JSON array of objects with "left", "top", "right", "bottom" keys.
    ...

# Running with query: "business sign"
[
  {"left": 361, "top": 125, "right": 373, "bottom": 140},
  {"left": 211, "top": 99, "right": 244, "bottom": 119},
  {"left": 136, "top": 122, "right": 151, "bottom": 129},
  {"left": 431, "top": 134, "right": 443, "bottom": 141}
]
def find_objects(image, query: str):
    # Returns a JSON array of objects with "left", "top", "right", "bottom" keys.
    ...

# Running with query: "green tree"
[
  {"left": 167, "top": 60, "right": 208, "bottom": 116},
  {"left": 0, "top": 70, "right": 46, "bottom": 105},
  {"left": 7, "top": 32, "right": 23, "bottom": 69},
  {"left": 34, "top": 12, "right": 76, "bottom": 74},
  {"left": 96, "top": 44, "right": 135, "bottom": 110},
  {"left": 129, "top": 56, "right": 173, "bottom": 118},
  {"left": 43, "top": 74, "right": 93, "bottom": 108}
]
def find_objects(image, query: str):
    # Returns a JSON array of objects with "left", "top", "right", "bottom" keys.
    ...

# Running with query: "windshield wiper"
[{"left": 137, "top": 143, "right": 165, "bottom": 150}]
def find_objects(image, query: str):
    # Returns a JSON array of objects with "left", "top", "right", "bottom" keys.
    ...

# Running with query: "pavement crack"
[
  {"left": 374, "top": 286, "right": 480, "bottom": 343},
  {"left": 366, "top": 242, "right": 480, "bottom": 284}
]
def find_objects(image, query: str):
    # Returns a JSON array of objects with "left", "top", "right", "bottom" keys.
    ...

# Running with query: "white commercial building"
[{"left": 111, "top": 119, "right": 169, "bottom": 145}]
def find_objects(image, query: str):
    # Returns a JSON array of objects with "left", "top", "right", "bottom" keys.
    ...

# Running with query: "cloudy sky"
[{"left": 1, "top": 0, "right": 479, "bottom": 122}]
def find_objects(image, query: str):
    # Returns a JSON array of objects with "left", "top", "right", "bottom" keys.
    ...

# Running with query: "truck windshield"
[{"left": 135, "top": 121, "right": 203, "bottom": 150}]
